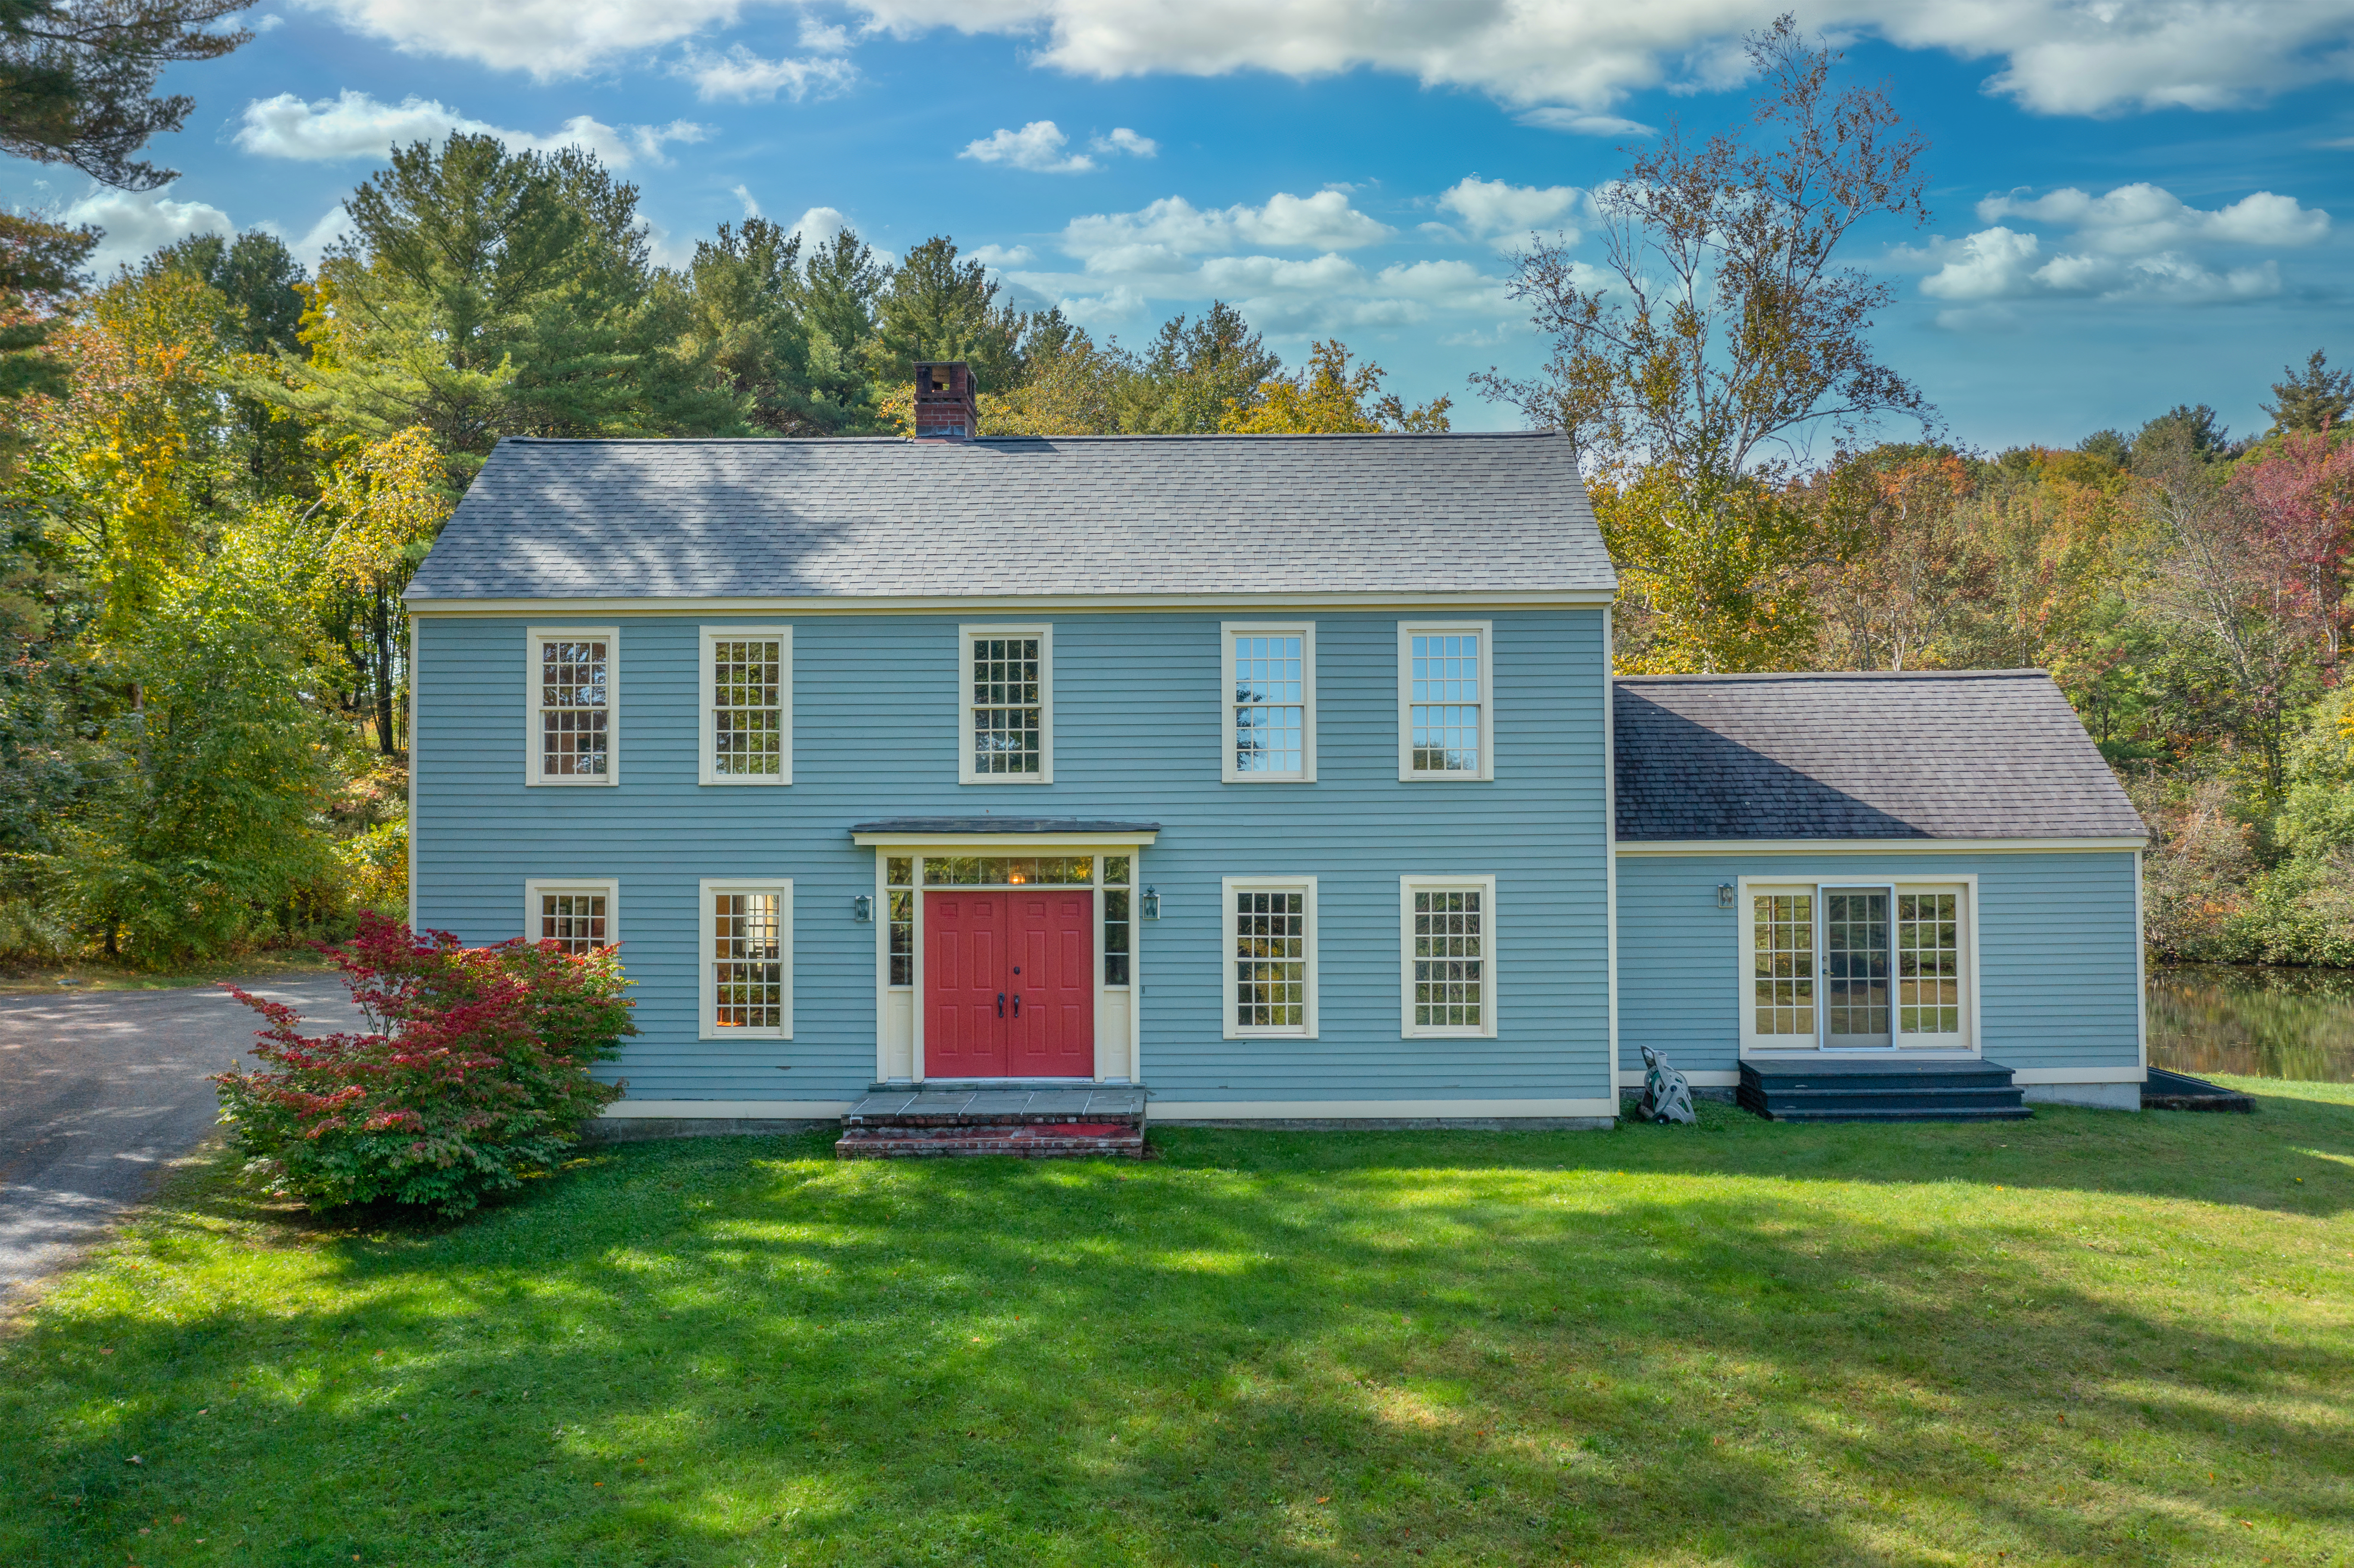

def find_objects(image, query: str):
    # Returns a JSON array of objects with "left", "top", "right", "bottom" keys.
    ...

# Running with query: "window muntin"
[
  {"left": 698, "top": 879, "right": 791, "bottom": 1039},
  {"left": 960, "top": 625, "right": 1052, "bottom": 784},
  {"left": 701, "top": 627, "right": 790, "bottom": 785},
  {"left": 1401, "top": 877, "right": 1498, "bottom": 1037},
  {"left": 1222, "top": 623, "right": 1315, "bottom": 782},
  {"left": 1752, "top": 892, "right": 1816, "bottom": 1036},
  {"left": 523, "top": 880, "right": 618, "bottom": 957},
  {"left": 529, "top": 628, "right": 617, "bottom": 784},
  {"left": 922, "top": 855, "right": 1093, "bottom": 886},
  {"left": 1223, "top": 877, "right": 1316, "bottom": 1038},
  {"left": 1103, "top": 857, "right": 1131, "bottom": 986},
  {"left": 886, "top": 857, "right": 914, "bottom": 988},
  {"left": 1398, "top": 622, "right": 1493, "bottom": 781},
  {"left": 1897, "top": 891, "right": 1962, "bottom": 1035}
]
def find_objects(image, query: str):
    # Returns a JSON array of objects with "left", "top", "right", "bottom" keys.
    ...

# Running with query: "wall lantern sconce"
[
  {"left": 851, "top": 893, "right": 874, "bottom": 924},
  {"left": 1140, "top": 886, "right": 1162, "bottom": 921},
  {"left": 1716, "top": 884, "right": 1735, "bottom": 909}
]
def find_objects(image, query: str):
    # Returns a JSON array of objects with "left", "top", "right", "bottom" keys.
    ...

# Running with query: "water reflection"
[{"left": 2148, "top": 966, "right": 2354, "bottom": 1083}]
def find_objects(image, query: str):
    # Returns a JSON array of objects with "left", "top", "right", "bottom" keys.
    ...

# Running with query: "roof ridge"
[
  {"left": 495, "top": 430, "right": 1566, "bottom": 447},
  {"left": 1616, "top": 668, "right": 2051, "bottom": 683}
]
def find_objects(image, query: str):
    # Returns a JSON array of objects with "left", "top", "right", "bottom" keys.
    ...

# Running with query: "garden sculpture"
[{"left": 1640, "top": 1045, "right": 1697, "bottom": 1125}]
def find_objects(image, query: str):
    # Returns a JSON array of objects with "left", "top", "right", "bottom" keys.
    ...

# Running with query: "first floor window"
[
  {"left": 530, "top": 628, "right": 616, "bottom": 783},
  {"left": 1743, "top": 880, "right": 1971, "bottom": 1050},
  {"left": 701, "top": 627, "right": 790, "bottom": 784},
  {"left": 961, "top": 624, "right": 1052, "bottom": 783},
  {"left": 700, "top": 880, "right": 792, "bottom": 1039},
  {"left": 1401, "top": 877, "right": 1497, "bottom": 1036},
  {"left": 525, "top": 880, "right": 617, "bottom": 955},
  {"left": 1224, "top": 877, "right": 1316, "bottom": 1037},
  {"left": 1897, "top": 890, "right": 1962, "bottom": 1035}
]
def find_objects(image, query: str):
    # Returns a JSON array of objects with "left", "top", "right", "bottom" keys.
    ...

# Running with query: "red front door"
[{"left": 924, "top": 889, "right": 1093, "bottom": 1078}]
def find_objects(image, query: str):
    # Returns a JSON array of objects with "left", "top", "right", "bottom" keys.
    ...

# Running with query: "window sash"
[
  {"left": 1401, "top": 877, "right": 1497, "bottom": 1036},
  {"left": 1223, "top": 624, "right": 1315, "bottom": 781},
  {"left": 699, "top": 880, "right": 791, "bottom": 1039},
  {"left": 540, "top": 639, "right": 607, "bottom": 778},
  {"left": 1223, "top": 877, "right": 1315, "bottom": 1037},
  {"left": 701, "top": 628, "right": 791, "bottom": 784},
  {"left": 1398, "top": 622, "right": 1492, "bottom": 780},
  {"left": 960, "top": 626, "right": 1052, "bottom": 783},
  {"left": 523, "top": 880, "right": 618, "bottom": 957}
]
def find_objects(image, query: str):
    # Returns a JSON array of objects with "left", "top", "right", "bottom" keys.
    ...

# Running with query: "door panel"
[
  {"left": 1007, "top": 890, "right": 1094, "bottom": 1077},
  {"left": 924, "top": 893, "right": 1006, "bottom": 1077},
  {"left": 1823, "top": 887, "right": 1892, "bottom": 1047}
]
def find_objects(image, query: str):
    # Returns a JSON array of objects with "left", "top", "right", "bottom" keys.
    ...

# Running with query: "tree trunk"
[{"left": 373, "top": 586, "right": 399, "bottom": 758}]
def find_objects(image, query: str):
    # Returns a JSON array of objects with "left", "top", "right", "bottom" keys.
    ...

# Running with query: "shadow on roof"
[{"left": 1614, "top": 691, "right": 1930, "bottom": 840}]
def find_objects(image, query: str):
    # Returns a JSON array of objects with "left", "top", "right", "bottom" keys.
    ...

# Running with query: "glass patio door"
[{"left": 1822, "top": 887, "right": 1893, "bottom": 1047}]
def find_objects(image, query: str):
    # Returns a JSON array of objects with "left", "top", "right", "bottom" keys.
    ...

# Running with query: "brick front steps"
[{"left": 835, "top": 1085, "right": 1148, "bottom": 1159}]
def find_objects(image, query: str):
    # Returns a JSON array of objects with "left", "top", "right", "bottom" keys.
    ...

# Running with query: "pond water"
[{"left": 2147, "top": 967, "right": 2354, "bottom": 1083}]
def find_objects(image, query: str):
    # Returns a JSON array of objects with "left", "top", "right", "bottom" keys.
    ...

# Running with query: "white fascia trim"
[
  {"left": 2134, "top": 849, "right": 2149, "bottom": 1071},
  {"left": 1619, "top": 1069, "right": 1740, "bottom": 1088},
  {"left": 1398, "top": 874, "right": 1499, "bottom": 1039},
  {"left": 1222, "top": 874, "right": 1318, "bottom": 1041},
  {"left": 601, "top": 1100, "right": 853, "bottom": 1119},
  {"left": 2011, "top": 1066, "right": 2146, "bottom": 1085},
  {"left": 1220, "top": 620, "right": 1317, "bottom": 783},
  {"left": 1397, "top": 619, "right": 1496, "bottom": 782},
  {"left": 522, "top": 878, "right": 619, "bottom": 944},
  {"left": 696, "top": 877, "right": 794, "bottom": 1041},
  {"left": 1618, "top": 837, "right": 2147, "bottom": 855},
  {"left": 698, "top": 625, "right": 792, "bottom": 786},
  {"left": 850, "top": 832, "right": 1158, "bottom": 850},
  {"left": 410, "top": 590, "right": 1617, "bottom": 617},
  {"left": 959, "top": 622, "right": 1054, "bottom": 786},
  {"left": 1602, "top": 606, "right": 1618, "bottom": 1073},
  {"left": 1149, "top": 1097, "right": 1619, "bottom": 1121},
  {"left": 526, "top": 625, "right": 619, "bottom": 787}
]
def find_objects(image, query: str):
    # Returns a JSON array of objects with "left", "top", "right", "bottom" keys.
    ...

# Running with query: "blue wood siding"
[
  {"left": 1615, "top": 851, "right": 2142, "bottom": 1079},
  {"left": 413, "top": 608, "right": 1612, "bottom": 1104}
]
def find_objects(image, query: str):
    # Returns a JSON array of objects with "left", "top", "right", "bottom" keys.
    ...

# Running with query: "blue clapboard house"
[{"left": 402, "top": 363, "right": 2149, "bottom": 1142}]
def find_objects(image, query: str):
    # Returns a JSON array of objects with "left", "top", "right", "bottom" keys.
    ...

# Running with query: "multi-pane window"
[
  {"left": 1752, "top": 892, "right": 1816, "bottom": 1036},
  {"left": 712, "top": 892, "right": 784, "bottom": 1029},
  {"left": 1400, "top": 623, "right": 1492, "bottom": 779},
  {"left": 1224, "top": 625, "right": 1314, "bottom": 781},
  {"left": 886, "top": 857, "right": 914, "bottom": 987},
  {"left": 1103, "top": 856, "right": 1132, "bottom": 986},
  {"left": 698, "top": 880, "right": 791, "bottom": 1039},
  {"left": 701, "top": 628, "right": 789, "bottom": 784},
  {"left": 1225, "top": 879, "right": 1314, "bottom": 1036},
  {"left": 1823, "top": 889, "right": 1891, "bottom": 1042},
  {"left": 1897, "top": 891, "right": 1962, "bottom": 1036},
  {"left": 1411, "top": 889, "right": 1485, "bottom": 1030},
  {"left": 540, "top": 892, "right": 607, "bottom": 954},
  {"left": 962, "top": 626, "right": 1051, "bottom": 782},
  {"left": 532, "top": 630, "right": 614, "bottom": 782}
]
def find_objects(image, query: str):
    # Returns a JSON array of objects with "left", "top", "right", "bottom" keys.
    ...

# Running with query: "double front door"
[{"left": 924, "top": 889, "right": 1094, "bottom": 1077}]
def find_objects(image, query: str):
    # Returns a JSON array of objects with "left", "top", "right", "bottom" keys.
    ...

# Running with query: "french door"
[{"left": 1748, "top": 883, "right": 1968, "bottom": 1052}]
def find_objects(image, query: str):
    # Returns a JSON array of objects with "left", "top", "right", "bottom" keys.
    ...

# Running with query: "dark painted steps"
[
  {"left": 2142, "top": 1067, "right": 2253, "bottom": 1113},
  {"left": 836, "top": 1086, "right": 1148, "bottom": 1158},
  {"left": 1738, "top": 1058, "right": 2031, "bottom": 1123}
]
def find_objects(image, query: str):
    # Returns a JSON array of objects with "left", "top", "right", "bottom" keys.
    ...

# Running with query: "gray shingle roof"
[
  {"left": 405, "top": 432, "right": 1613, "bottom": 602},
  {"left": 1614, "top": 670, "right": 2146, "bottom": 841}
]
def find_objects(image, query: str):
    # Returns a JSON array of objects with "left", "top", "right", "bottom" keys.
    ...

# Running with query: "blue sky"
[{"left": 8, "top": 1, "right": 2353, "bottom": 449}]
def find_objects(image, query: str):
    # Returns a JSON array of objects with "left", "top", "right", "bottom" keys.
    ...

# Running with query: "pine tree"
[
  {"left": 0, "top": 0, "right": 254, "bottom": 190},
  {"left": 2264, "top": 350, "right": 2354, "bottom": 435}
]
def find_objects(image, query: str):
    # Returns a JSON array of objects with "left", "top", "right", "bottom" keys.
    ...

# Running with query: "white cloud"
[
  {"left": 732, "top": 184, "right": 762, "bottom": 219},
  {"left": 232, "top": 90, "right": 710, "bottom": 167},
  {"left": 1062, "top": 189, "right": 1393, "bottom": 271},
  {"left": 971, "top": 243, "right": 1037, "bottom": 266},
  {"left": 1976, "top": 183, "right": 2330, "bottom": 252},
  {"left": 253, "top": 11, "right": 285, "bottom": 30},
  {"left": 66, "top": 185, "right": 234, "bottom": 273},
  {"left": 290, "top": 0, "right": 748, "bottom": 79},
  {"left": 1907, "top": 223, "right": 2285, "bottom": 316},
  {"left": 677, "top": 44, "right": 857, "bottom": 102},
  {"left": 799, "top": 13, "right": 850, "bottom": 52},
  {"left": 1514, "top": 108, "right": 1655, "bottom": 137},
  {"left": 1092, "top": 127, "right": 1157, "bottom": 157},
  {"left": 1436, "top": 175, "right": 1585, "bottom": 252},
  {"left": 962, "top": 121, "right": 1097, "bottom": 174}
]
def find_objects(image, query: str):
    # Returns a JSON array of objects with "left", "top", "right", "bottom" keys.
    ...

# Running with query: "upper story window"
[
  {"left": 529, "top": 627, "right": 617, "bottom": 785},
  {"left": 525, "top": 879, "right": 617, "bottom": 955},
  {"left": 1222, "top": 622, "right": 1316, "bottom": 783},
  {"left": 960, "top": 624, "right": 1053, "bottom": 784},
  {"left": 700, "top": 627, "right": 791, "bottom": 785},
  {"left": 1398, "top": 621, "right": 1494, "bottom": 781}
]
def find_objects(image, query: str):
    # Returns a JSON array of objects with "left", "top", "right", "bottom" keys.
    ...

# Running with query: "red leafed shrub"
[{"left": 215, "top": 912, "right": 634, "bottom": 1216}]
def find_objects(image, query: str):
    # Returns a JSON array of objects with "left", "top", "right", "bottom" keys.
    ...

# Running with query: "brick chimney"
[{"left": 912, "top": 361, "right": 978, "bottom": 439}]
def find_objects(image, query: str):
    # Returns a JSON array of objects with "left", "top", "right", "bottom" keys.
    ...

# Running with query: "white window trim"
[
  {"left": 1220, "top": 621, "right": 1317, "bottom": 783},
  {"left": 698, "top": 877, "right": 794, "bottom": 1041},
  {"left": 1735, "top": 873, "right": 1981, "bottom": 1057},
  {"left": 697, "top": 625, "right": 792, "bottom": 786},
  {"left": 522, "top": 878, "right": 620, "bottom": 949},
  {"left": 957, "top": 622, "right": 1055, "bottom": 785},
  {"left": 1221, "top": 874, "right": 1318, "bottom": 1040},
  {"left": 526, "top": 625, "right": 619, "bottom": 787},
  {"left": 1396, "top": 619, "right": 1495, "bottom": 782},
  {"left": 1400, "top": 874, "right": 1499, "bottom": 1039}
]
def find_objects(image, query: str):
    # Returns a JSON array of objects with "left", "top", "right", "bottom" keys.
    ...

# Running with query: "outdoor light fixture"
[
  {"left": 851, "top": 893, "right": 874, "bottom": 924},
  {"left": 1140, "top": 886, "right": 1162, "bottom": 920},
  {"left": 1717, "top": 884, "right": 1735, "bottom": 908}
]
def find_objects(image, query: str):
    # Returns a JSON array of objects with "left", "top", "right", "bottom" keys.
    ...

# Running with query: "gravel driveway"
[{"left": 0, "top": 977, "right": 366, "bottom": 1307}]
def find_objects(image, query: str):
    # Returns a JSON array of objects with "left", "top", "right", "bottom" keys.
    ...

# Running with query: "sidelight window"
[
  {"left": 886, "top": 857, "right": 914, "bottom": 987},
  {"left": 1223, "top": 876, "right": 1316, "bottom": 1038},
  {"left": 960, "top": 624, "right": 1053, "bottom": 783},
  {"left": 699, "top": 879, "right": 792, "bottom": 1039},
  {"left": 529, "top": 628, "right": 617, "bottom": 784},
  {"left": 700, "top": 627, "right": 790, "bottom": 784},
  {"left": 1398, "top": 621, "right": 1493, "bottom": 780},
  {"left": 1222, "top": 622, "right": 1316, "bottom": 782},
  {"left": 1401, "top": 876, "right": 1497, "bottom": 1037},
  {"left": 524, "top": 879, "right": 618, "bottom": 955},
  {"left": 1102, "top": 856, "right": 1131, "bottom": 986}
]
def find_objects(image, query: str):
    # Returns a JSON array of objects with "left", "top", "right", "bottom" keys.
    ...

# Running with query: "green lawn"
[{"left": 3, "top": 1088, "right": 2351, "bottom": 1568}]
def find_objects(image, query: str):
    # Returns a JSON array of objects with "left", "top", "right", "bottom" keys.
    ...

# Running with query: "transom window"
[
  {"left": 1399, "top": 622, "right": 1493, "bottom": 780},
  {"left": 1224, "top": 877, "right": 1316, "bottom": 1037},
  {"left": 1401, "top": 877, "right": 1497, "bottom": 1036},
  {"left": 699, "top": 879, "right": 791, "bottom": 1039},
  {"left": 529, "top": 628, "right": 616, "bottom": 784},
  {"left": 1223, "top": 623, "right": 1316, "bottom": 782},
  {"left": 524, "top": 880, "right": 618, "bottom": 957},
  {"left": 1742, "top": 881, "right": 1971, "bottom": 1052},
  {"left": 961, "top": 625, "right": 1053, "bottom": 784},
  {"left": 701, "top": 628, "right": 790, "bottom": 785},
  {"left": 923, "top": 856, "right": 1093, "bottom": 886}
]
